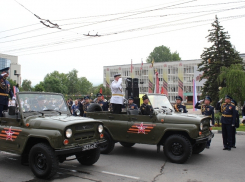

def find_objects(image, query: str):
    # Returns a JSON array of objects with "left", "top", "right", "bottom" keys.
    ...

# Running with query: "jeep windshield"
[
  {"left": 148, "top": 94, "right": 173, "bottom": 111},
  {"left": 18, "top": 93, "right": 68, "bottom": 113}
]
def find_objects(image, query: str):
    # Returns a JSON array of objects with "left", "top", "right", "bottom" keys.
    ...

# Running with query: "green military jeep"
[
  {"left": 87, "top": 94, "right": 213, "bottom": 164},
  {"left": 0, "top": 92, "right": 105, "bottom": 179}
]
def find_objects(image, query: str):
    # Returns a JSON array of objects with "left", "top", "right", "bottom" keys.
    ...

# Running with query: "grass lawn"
[{"left": 212, "top": 125, "right": 245, "bottom": 131}]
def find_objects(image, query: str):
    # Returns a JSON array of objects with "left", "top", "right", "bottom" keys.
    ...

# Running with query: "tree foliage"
[
  {"left": 146, "top": 45, "right": 181, "bottom": 63},
  {"left": 218, "top": 64, "right": 245, "bottom": 108},
  {"left": 198, "top": 16, "right": 243, "bottom": 105},
  {"left": 21, "top": 79, "right": 32, "bottom": 91},
  {"left": 34, "top": 81, "right": 45, "bottom": 92}
]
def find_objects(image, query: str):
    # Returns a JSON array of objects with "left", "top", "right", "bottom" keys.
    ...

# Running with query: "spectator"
[{"left": 71, "top": 100, "right": 79, "bottom": 116}]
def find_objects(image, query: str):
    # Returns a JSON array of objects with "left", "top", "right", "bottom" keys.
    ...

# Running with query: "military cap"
[
  {"left": 142, "top": 95, "right": 148, "bottom": 100},
  {"left": 128, "top": 97, "right": 134, "bottom": 100},
  {"left": 114, "top": 73, "right": 121, "bottom": 77},
  {"left": 0, "top": 67, "right": 9, "bottom": 72},
  {"left": 231, "top": 99, "right": 237, "bottom": 106},
  {"left": 225, "top": 95, "right": 232, "bottom": 100},
  {"left": 97, "top": 93, "right": 102, "bottom": 97},
  {"left": 204, "top": 96, "right": 212, "bottom": 102},
  {"left": 176, "top": 96, "right": 183, "bottom": 101},
  {"left": 84, "top": 96, "right": 90, "bottom": 100}
]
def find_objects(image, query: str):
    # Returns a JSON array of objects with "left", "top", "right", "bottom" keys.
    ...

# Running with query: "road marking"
[{"left": 101, "top": 171, "right": 140, "bottom": 180}]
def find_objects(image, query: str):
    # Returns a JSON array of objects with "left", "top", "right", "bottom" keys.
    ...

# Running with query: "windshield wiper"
[
  {"left": 42, "top": 109, "right": 62, "bottom": 115},
  {"left": 161, "top": 106, "right": 173, "bottom": 112},
  {"left": 23, "top": 110, "right": 44, "bottom": 116}
]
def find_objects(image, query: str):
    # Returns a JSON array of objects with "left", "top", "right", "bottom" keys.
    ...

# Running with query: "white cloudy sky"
[{"left": 0, "top": 0, "right": 245, "bottom": 86}]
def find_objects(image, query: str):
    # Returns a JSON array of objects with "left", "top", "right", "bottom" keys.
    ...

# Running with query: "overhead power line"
[
  {"left": 3, "top": 14, "right": 245, "bottom": 54},
  {"left": 0, "top": 0, "right": 197, "bottom": 43},
  {"left": 16, "top": 15, "right": 245, "bottom": 57}
]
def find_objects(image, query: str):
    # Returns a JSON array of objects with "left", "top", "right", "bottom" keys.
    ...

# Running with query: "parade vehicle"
[
  {"left": 86, "top": 94, "right": 213, "bottom": 164},
  {"left": 0, "top": 92, "right": 105, "bottom": 179}
]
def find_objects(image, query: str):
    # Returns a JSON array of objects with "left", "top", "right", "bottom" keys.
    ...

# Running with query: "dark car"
[{"left": 87, "top": 94, "right": 213, "bottom": 164}]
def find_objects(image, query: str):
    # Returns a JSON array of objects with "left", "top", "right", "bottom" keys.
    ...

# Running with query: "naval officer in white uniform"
[{"left": 110, "top": 73, "right": 124, "bottom": 114}]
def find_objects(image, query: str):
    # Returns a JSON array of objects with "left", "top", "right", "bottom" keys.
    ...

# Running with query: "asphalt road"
[{"left": 0, "top": 134, "right": 245, "bottom": 182}]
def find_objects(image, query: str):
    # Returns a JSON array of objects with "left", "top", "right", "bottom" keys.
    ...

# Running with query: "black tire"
[
  {"left": 164, "top": 134, "right": 192, "bottom": 164},
  {"left": 100, "top": 131, "right": 115, "bottom": 154},
  {"left": 29, "top": 143, "right": 58, "bottom": 179},
  {"left": 87, "top": 103, "right": 102, "bottom": 112},
  {"left": 192, "top": 143, "right": 206, "bottom": 154},
  {"left": 76, "top": 147, "right": 100, "bottom": 166},
  {"left": 119, "top": 142, "right": 135, "bottom": 148}
]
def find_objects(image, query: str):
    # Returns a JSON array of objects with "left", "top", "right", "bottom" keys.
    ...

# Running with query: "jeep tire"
[
  {"left": 76, "top": 147, "right": 100, "bottom": 166},
  {"left": 100, "top": 131, "right": 115, "bottom": 154},
  {"left": 192, "top": 143, "right": 206, "bottom": 154},
  {"left": 119, "top": 142, "right": 135, "bottom": 148},
  {"left": 29, "top": 143, "right": 58, "bottom": 179},
  {"left": 164, "top": 134, "right": 192, "bottom": 164},
  {"left": 87, "top": 103, "right": 102, "bottom": 112}
]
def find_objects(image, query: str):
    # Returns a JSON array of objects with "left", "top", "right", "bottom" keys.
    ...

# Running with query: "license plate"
[{"left": 82, "top": 143, "right": 97, "bottom": 151}]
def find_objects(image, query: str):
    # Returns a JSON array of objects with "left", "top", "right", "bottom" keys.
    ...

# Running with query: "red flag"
[
  {"left": 161, "top": 86, "right": 164, "bottom": 94},
  {"left": 156, "top": 71, "right": 159, "bottom": 94},
  {"left": 140, "top": 60, "right": 143, "bottom": 70},
  {"left": 100, "top": 88, "right": 104, "bottom": 100}
]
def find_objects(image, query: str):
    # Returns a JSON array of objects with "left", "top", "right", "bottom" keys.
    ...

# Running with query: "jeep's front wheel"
[
  {"left": 100, "top": 131, "right": 115, "bottom": 154},
  {"left": 164, "top": 134, "right": 192, "bottom": 164},
  {"left": 29, "top": 143, "right": 58, "bottom": 179},
  {"left": 192, "top": 143, "right": 206, "bottom": 154},
  {"left": 119, "top": 142, "right": 135, "bottom": 148},
  {"left": 76, "top": 147, "right": 100, "bottom": 165}
]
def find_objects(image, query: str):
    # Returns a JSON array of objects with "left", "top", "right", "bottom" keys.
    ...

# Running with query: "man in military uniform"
[
  {"left": 0, "top": 67, "right": 14, "bottom": 117},
  {"left": 128, "top": 97, "right": 138, "bottom": 110},
  {"left": 94, "top": 93, "right": 109, "bottom": 111},
  {"left": 110, "top": 73, "right": 123, "bottom": 114},
  {"left": 216, "top": 95, "right": 236, "bottom": 151},
  {"left": 83, "top": 96, "right": 90, "bottom": 117},
  {"left": 173, "top": 96, "right": 188, "bottom": 113},
  {"left": 140, "top": 95, "right": 153, "bottom": 115},
  {"left": 195, "top": 96, "right": 214, "bottom": 148},
  {"left": 231, "top": 99, "right": 239, "bottom": 148}
]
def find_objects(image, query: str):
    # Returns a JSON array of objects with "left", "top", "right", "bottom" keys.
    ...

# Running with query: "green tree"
[
  {"left": 146, "top": 45, "right": 181, "bottom": 63},
  {"left": 93, "top": 84, "right": 112, "bottom": 99},
  {"left": 34, "top": 82, "right": 45, "bottom": 92},
  {"left": 8, "top": 78, "right": 16, "bottom": 91},
  {"left": 218, "top": 64, "right": 245, "bottom": 110},
  {"left": 43, "top": 71, "right": 68, "bottom": 94},
  {"left": 198, "top": 16, "right": 243, "bottom": 105},
  {"left": 78, "top": 77, "right": 93, "bottom": 95},
  {"left": 22, "top": 79, "right": 32, "bottom": 91},
  {"left": 67, "top": 69, "right": 79, "bottom": 95}
]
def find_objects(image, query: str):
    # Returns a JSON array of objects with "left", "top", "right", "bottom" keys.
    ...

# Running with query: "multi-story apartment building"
[
  {"left": 103, "top": 54, "right": 245, "bottom": 103},
  {"left": 0, "top": 53, "right": 21, "bottom": 85}
]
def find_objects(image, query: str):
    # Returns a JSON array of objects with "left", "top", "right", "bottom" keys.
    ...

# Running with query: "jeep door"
[
  {"left": 0, "top": 117, "right": 24, "bottom": 153},
  {"left": 126, "top": 114, "right": 157, "bottom": 144},
  {"left": 105, "top": 113, "right": 130, "bottom": 141}
]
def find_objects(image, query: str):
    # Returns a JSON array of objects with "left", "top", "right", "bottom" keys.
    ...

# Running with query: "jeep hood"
[
  {"left": 25, "top": 115, "right": 101, "bottom": 130},
  {"left": 157, "top": 112, "right": 208, "bottom": 124}
]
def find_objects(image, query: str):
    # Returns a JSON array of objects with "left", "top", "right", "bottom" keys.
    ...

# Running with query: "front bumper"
[
  {"left": 195, "top": 132, "right": 213, "bottom": 144},
  {"left": 55, "top": 139, "right": 106, "bottom": 155}
]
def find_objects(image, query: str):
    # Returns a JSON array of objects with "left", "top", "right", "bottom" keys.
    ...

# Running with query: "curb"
[{"left": 212, "top": 130, "right": 245, "bottom": 135}]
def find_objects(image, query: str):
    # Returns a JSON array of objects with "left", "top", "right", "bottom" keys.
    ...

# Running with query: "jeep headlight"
[
  {"left": 66, "top": 128, "right": 72, "bottom": 138},
  {"left": 75, "top": 109, "right": 80, "bottom": 116},
  {"left": 200, "top": 123, "right": 203, "bottom": 130},
  {"left": 98, "top": 125, "right": 103, "bottom": 133}
]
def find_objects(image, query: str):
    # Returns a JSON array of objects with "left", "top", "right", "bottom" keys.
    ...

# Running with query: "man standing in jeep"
[
  {"left": 140, "top": 95, "right": 153, "bottom": 115},
  {"left": 173, "top": 96, "right": 188, "bottom": 113},
  {"left": 110, "top": 73, "right": 123, "bottom": 114}
]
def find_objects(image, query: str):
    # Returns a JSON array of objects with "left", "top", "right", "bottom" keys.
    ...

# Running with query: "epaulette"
[
  {"left": 181, "top": 104, "right": 185, "bottom": 106},
  {"left": 236, "top": 106, "right": 238, "bottom": 111}
]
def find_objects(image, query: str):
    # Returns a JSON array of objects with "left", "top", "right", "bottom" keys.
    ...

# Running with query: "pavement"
[{"left": 0, "top": 134, "right": 245, "bottom": 182}]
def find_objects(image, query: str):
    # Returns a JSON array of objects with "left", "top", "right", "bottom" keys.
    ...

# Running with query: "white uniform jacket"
[{"left": 110, "top": 78, "right": 124, "bottom": 105}]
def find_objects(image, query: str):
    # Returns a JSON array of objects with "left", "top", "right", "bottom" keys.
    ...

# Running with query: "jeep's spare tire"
[
  {"left": 192, "top": 143, "right": 206, "bottom": 154},
  {"left": 29, "top": 143, "right": 58, "bottom": 179},
  {"left": 87, "top": 103, "right": 102, "bottom": 112},
  {"left": 119, "top": 142, "right": 135, "bottom": 148},
  {"left": 164, "top": 134, "right": 192, "bottom": 164}
]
